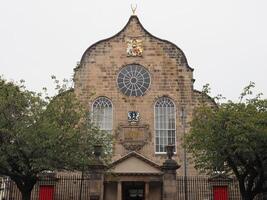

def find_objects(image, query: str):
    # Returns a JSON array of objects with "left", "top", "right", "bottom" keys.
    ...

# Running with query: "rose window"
[{"left": 117, "top": 64, "right": 151, "bottom": 96}]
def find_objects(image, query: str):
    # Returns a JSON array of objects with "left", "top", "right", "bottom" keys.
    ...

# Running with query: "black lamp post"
[{"left": 181, "top": 106, "right": 188, "bottom": 200}]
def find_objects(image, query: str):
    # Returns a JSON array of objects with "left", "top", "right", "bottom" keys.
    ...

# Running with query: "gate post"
[
  {"left": 161, "top": 145, "right": 180, "bottom": 200},
  {"left": 87, "top": 145, "right": 106, "bottom": 200}
]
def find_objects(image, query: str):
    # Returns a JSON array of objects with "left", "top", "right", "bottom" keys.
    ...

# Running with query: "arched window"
[
  {"left": 154, "top": 97, "right": 176, "bottom": 153},
  {"left": 92, "top": 97, "right": 113, "bottom": 133}
]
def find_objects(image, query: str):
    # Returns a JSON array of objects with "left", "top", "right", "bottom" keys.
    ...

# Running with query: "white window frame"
[
  {"left": 154, "top": 97, "right": 176, "bottom": 154},
  {"left": 92, "top": 96, "right": 113, "bottom": 133}
]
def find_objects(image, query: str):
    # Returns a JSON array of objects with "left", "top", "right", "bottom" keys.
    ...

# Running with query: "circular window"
[{"left": 117, "top": 64, "right": 151, "bottom": 96}]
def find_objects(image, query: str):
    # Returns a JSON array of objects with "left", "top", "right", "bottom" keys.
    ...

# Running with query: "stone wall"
[{"left": 74, "top": 16, "right": 213, "bottom": 176}]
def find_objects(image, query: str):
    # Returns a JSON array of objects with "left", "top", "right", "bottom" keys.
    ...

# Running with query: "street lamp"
[{"left": 181, "top": 107, "right": 188, "bottom": 200}]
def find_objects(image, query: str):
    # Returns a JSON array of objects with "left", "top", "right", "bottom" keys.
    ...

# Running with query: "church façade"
[{"left": 73, "top": 14, "right": 214, "bottom": 200}]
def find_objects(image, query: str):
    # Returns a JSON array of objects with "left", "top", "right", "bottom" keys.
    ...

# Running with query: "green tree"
[
  {"left": 0, "top": 77, "right": 112, "bottom": 200},
  {"left": 185, "top": 83, "right": 267, "bottom": 200}
]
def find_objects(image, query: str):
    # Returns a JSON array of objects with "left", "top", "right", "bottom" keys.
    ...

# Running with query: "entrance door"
[
  {"left": 39, "top": 185, "right": 54, "bottom": 200},
  {"left": 122, "top": 182, "right": 144, "bottom": 200},
  {"left": 213, "top": 186, "right": 228, "bottom": 200}
]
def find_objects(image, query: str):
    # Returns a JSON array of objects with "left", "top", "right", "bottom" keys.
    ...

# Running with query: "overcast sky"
[{"left": 0, "top": 0, "right": 266, "bottom": 100}]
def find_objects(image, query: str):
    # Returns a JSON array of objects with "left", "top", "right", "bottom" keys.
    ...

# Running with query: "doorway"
[
  {"left": 39, "top": 185, "right": 54, "bottom": 200},
  {"left": 213, "top": 186, "right": 228, "bottom": 200},
  {"left": 122, "top": 182, "right": 144, "bottom": 200}
]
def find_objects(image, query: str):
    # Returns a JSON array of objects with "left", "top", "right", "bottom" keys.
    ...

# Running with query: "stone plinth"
[
  {"left": 87, "top": 164, "right": 106, "bottom": 200},
  {"left": 161, "top": 145, "right": 180, "bottom": 200}
]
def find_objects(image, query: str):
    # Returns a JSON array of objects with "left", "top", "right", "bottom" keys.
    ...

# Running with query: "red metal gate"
[
  {"left": 213, "top": 186, "right": 228, "bottom": 200},
  {"left": 39, "top": 185, "right": 54, "bottom": 200}
]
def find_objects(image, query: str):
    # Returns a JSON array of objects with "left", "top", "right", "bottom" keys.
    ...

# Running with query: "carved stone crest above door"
[{"left": 115, "top": 123, "right": 150, "bottom": 151}]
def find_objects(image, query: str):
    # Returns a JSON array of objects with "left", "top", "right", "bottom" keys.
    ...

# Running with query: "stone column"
[
  {"left": 145, "top": 181, "right": 149, "bottom": 200},
  {"left": 87, "top": 145, "right": 106, "bottom": 200},
  {"left": 117, "top": 181, "right": 122, "bottom": 200},
  {"left": 161, "top": 145, "right": 180, "bottom": 200},
  {"left": 87, "top": 165, "right": 105, "bottom": 200}
]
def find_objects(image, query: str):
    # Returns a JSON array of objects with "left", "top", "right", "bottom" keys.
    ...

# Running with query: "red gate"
[
  {"left": 213, "top": 186, "right": 228, "bottom": 200},
  {"left": 39, "top": 185, "right": 54, "bottom": 200}
]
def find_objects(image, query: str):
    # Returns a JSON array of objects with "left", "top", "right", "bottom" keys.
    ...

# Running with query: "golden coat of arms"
[{"left": 126, "top": 39, "right": 143, "bottom": 57}]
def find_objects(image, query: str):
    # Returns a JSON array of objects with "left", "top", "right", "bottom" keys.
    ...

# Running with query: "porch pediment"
[{"left": 108, "top": 152, "right": 162, "bottom": 174}]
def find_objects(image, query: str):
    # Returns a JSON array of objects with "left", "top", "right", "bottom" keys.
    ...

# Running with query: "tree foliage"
[
  {"left": 0, "top": 76, "right": 112, "bottom": 200},
  {"left": 185, "top": 83, "right": 267, "bottom": 200}
]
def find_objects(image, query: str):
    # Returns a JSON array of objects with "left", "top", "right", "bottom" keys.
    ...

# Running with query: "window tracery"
[
  {"left": 117, "top": 64, "right": 150, "bottom": 96},
  {"left": 92, "top": 97, "right": 113, "bottom": 133},
  {"left": 154, "top": 97, "right": 176, "bottom": 153}
]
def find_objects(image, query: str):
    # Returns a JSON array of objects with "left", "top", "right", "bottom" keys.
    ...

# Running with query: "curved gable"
[{"left": 75, "top": 16, "right": 193, "bottom": 71}]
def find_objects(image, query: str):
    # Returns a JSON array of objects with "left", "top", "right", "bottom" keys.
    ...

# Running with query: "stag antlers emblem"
[{"left": 131, "top": 4, "right": 137, "bottom": 15}]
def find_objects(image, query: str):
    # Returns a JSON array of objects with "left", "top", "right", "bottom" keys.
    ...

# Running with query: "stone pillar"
[
  {"left": 161, "top": 145, "right": 180, "bottom": 200},
  {"left": 87, "top": 145, "right": 106, "bottom": 200},
  {"left": 117, "top": 181, "right": 122, "bottom": 200},
  {"left": 145, "top": 181, "right": 149, "bottom": 200}
]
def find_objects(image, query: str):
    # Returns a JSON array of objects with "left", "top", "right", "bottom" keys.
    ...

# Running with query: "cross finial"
[{"left": 131, "top": 4, "right": 137, "bottom": 15}]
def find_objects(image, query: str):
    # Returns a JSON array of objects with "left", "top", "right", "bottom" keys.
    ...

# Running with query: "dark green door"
[{"left": 123, "top": 182, "right": 144, "bottom": 200}]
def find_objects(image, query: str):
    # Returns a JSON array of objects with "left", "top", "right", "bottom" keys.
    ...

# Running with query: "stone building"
[{"left": 73, "top": 14, "right": 214, "bottom": 200}]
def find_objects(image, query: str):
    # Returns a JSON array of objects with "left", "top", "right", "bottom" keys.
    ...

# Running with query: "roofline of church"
[
  {"left": 193, "top": 89, "right": 218, "bottom": 107},
  {"left": 76, "top": 16, "right": 194, "bottom": 71}
]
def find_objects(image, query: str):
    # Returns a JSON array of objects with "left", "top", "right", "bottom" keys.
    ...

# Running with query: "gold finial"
[{"left": 131, "top": 4, "right": 137, "bottom": 15}]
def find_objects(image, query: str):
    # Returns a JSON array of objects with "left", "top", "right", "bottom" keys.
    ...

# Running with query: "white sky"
[{"left": 0, "top": 0, "right": 266, "bottom": 100}]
